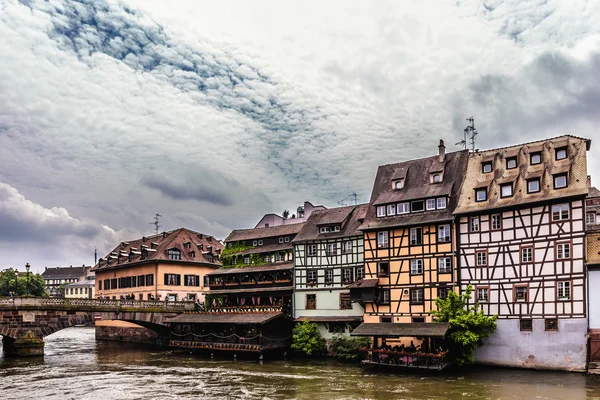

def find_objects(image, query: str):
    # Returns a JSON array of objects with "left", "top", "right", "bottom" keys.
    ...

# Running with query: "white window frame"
[
  {"left": 342, "top": 268, "right": 354, "bottom": 283},
  {"left": 552, "top": 204, "right": 570, "bottom": 221},
  {"left": 491, "top": 214, "right": 502, "bottom": 230},
  {"left": 356, "top": 267, "right": 365, "bottom": 281},
  {"left": 470, "top": 216, "right": 480, "bottom": 232},
  {"left": 320, "top": 226, "right": 330, "bottom": 233},
  {"left": 426, "top": 199, "right": 436, "bottom": 210},
  {"left": 438, "top": 257, "right": 452, "bottom": 273},
  {"left": 387, "top": 204, "right": 396, "bottom": 216},
  {"left": 377, "top": 231, "right": 389, "bottom": 248},
  {"left": 521, "top": 247, "right": 533, "bottom": 263},
  {"left": 410, "top": 259, "right": 424, "bottom": 275},
  {"left": 397, "top": 202, "right": 410, "bottom": 214},
  {"left": 307, "top": 270, "right": 317, "bottom": 285},
  {"left": 476, "top": 251, "right": 487, "bottom": 266},
  {"left": 432, "top": 173, "right": 441, "bottom": 183},
  {"left": 275, "top": 253, "right": 283, "bottom": 262},
  {"left": 258, "top": 240, "right": 263, "bottom": 246},
  {"left": 395, "top": 179, "right": 404, "bottom": 190},
  {"left": 436, "top": 197, "right": 447, "bottom": 209},
  {"left": 343, "top": 241, "right": 352, "bottom": 254},
  {"left": 285, "top": 237, "right": 290, "bottom": 243},
  {"left": 325, "top": 269, "right": 334, "bottom": 284},
  {"left": 438, "top": 224, "right": 450, "bottom": 243},
  {"left": 556, "top": 243, "right": 571, "bottom": 260},
  {"left": 557, "top": 281, "right": 571, "bottom": 300},
  {"left": 477, "top": 288, "right": 489, "bottom": 302},
  {"left": 253, "top": 240, "right": 257, "bottom": 246},
  {"left": 279, "top": 237, "right": 284, "bottom": 244},
  {"left": 307, "top": 244, "right": 317, "bottom": 257},
  {"left": 587, "top": 213, "right": 597, "bottom": 225},
  {"left": 377, "top": 206, "right": 386, "bottom": 217},
  {"left": 326, "top": 243, "right": 339, "bottom": 256}
]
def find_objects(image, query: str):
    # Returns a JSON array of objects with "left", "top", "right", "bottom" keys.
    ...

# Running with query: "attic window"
[
  {"left": 279, "top": 237, "right": 284, "bottom": 244},
  {"left": 411, "top": 200, "right": 425, "bottom": 212},
  {"left": 189, "top": 251, "right": 196, "bottom": 258},
  {"left": 506, "top": 157, "right": 517, "bottom": 169},
  {"left": 556, "top": 147, "right": 567, "bottom": 160},
  {"left": 500, "top": 183, "right": 514, "bottom": 198},
  {"left": 431, "top": 173, "right": 442, "bottom": 183},
  {"left": 184, "top": 242, "right": 191, "bottom": 249},
  {"left": 482, "top": 162, "right": 492, "bottom": 174},
  {"left": 475, "top": 188, "right": 487, "bottom": 202},
  {"left": 333, "top": 226, "right": 341, "bottom": 232},
  {"left": 394, "top": 179, "right": 404, "bottom": 190},
  {"left": 258, "top": 240, "right": 263, "bottom": 246},
  {"left": 530, "top": 152, "right": 542, "bottom": 165},
  {"left": 168, "top": 249, "right": 181, "bottom": 260},
  {"left": 320, "top": 226, "right": 330, "bottom": 233},
  {"left": 285, "top": 237, "right": 290, "bottom": 243}
]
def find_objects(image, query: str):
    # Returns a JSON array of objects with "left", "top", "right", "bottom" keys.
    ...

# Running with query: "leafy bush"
[
  {"left": 291, "top": 321, "right": 325, "bottom": 356},
  {"left": 330, "top": 334, "right": 371, "bottom": 361},
  {"left": 432, "top": 284, "right": 497, "bottom": 366}
]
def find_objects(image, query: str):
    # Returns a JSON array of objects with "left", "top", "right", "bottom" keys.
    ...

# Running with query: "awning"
[
  {"left": 347, "top": 279, "right": 378, "bottom": 289},
  {"left": 350, "top": 322, "right": 449, "bottom": 337},
  {"left": 166, "top": 312, "right": 283, "bottom": 325}
]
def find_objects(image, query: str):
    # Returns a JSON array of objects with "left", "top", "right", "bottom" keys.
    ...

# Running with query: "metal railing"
[
  {"left": 363, "top": 348, "right": 450, "bottom": 370},
  {"left": 0, "top": 296, "right": 195, "bottom": 311}
]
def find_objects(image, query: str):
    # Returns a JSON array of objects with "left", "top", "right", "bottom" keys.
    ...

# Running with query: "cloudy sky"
[{"left": 1, "top": 0, "right": 599, "bottom": 271}]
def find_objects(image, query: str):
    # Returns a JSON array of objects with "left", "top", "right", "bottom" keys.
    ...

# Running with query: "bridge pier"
[{"left": 2, "top": 330, "right": 44, "bottom": 357}]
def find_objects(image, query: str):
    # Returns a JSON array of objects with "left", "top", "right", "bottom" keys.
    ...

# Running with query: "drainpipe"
[{"left": 155, "top": 261, "right": 159, "bottom": 301}]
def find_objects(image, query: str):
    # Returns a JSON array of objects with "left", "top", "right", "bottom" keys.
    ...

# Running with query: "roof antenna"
[
  {"left": 338, "top": 193, "right": 359, "bottom": 206},
  {"left": 150, "top": 213, "right": 162, "bottom": 235},
  {"left": 456, "top": 117, "right": 478, "bottom": 151}
]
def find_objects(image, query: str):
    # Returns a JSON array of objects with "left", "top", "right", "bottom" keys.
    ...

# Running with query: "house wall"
[
  {"left": 65, "top": 285, "right": 95, "bottom": 299},
  {"left": 589, "top": 271, "right": 600, "bottom": 329}
]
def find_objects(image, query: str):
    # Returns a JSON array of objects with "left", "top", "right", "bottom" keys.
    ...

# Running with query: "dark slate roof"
[
  {"left": 590, "top": 186, "right": 600, "bottom": 198},
  {"left": 166, "top": 312, "right": 284, "bottom": 324},
  {"left": 92, "top": 228, "right": 223, "bottom": 272},
  {"left": 292, "top": 204, "right": 368, "bottom": 243},
  {"left": 41, "top": 266, "right": 91, "bottom": 280},
  {"left": 350, "top": 322, "right": 449, "bottom": 337},
  {"left": 225, "top": 223, "right": 305, "bottom": 243},
  {"left": 360, "top": 149, "right": 469, "bottom": 231},
  {"left": 207, "top": 263, "right": 293, "bottom": 276}
]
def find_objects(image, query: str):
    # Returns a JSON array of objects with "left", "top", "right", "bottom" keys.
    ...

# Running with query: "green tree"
[
  {"left": 291, "top": 321, "right": 325, "bottom": 356},
  {"left": 432, "top": 284, "right": 497, "bottom": 366},
  {"left": 330, "top": 334, "right": 371, "bottom": 361},
  {"left": 0, "top": 268, "right": 47, "bottom": 297}
]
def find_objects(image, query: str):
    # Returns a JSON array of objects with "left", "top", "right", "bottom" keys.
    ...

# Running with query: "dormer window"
[
  {"left": 258, "top": 240, "right": 263, "bottom": 246},
  {"left": 333, "top": 225, "right": 341, "bottom": 232},
  {"left": 530, "top": 152, "right": 542, "bottom": 165},
  {"left": 482, "top": 162, "right": 492, "bottom": 174},
  {"left": 189, "top": 251, "right": 196, "bottom": 258},
  {"left": 168, "top": 248, "right": 181, "bottom": 261},
  {"left": 387, "top": 204, "right": 396, "bottom": 216},
  {"left": 500, "top": 183, "right": 514, "bottom": 198},
  {"left": 527, "top": 178, "right": 540, "bottom": 193},
  {"left": 285, "top": 237, "right": 290, "bottom": 243},
  {"left": 183, "top": 242, "right": 191, "bottom": 249},
  {"left": 506, "top": 157, "right": 517, "bottom": 169},
  {"left": 431, "top": 173, "right": 442, "bottom": 183},
  {"left": 377, "top": 206, "right": 386, "bottom": 217},
  {"left": 555, "top": 147, "right": 567, "bottom": 160},
  {"left": 397, "top": 202, "right": 410, "bottom": 214},
  {"left": 320, "top": 226, "right": 330, "bottom": 233},
  {"left": 141, "top": 249, "right": 148, "bottom": 260},
  {"left": 411, "top": 200, "right": 425, "bottom": 212},
  {"left": 554, "top": 173, "right": 568, "bottom": 189},
  {"left": 426, "top": 199, "right": 436, "bottom": 211},
  {"left": 394, "top": 179, "right": 404, "bottom": 190},
  {"left": 279, "top": 237, "right": 284, "bottom": 244},
  {"left": 475, "top": 188, "right": 487, "bottom": 202},
  {"left": 437, "top": 197, "right": 447, "bottom": 209},
  {"left": 128, "top": 253, "right": 135, "bottom": 262}
]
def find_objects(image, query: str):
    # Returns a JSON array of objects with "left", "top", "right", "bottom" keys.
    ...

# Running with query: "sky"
[{"left": 1, "top": 0, "right": 599, "bottom": 272}]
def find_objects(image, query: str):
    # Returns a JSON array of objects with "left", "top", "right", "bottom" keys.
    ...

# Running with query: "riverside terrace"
[{"left": 0, "top": 297, "right": 194, "bottom": 356}]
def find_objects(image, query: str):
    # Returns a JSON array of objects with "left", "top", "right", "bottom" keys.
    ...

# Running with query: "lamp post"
[
  {"left": 14, "top": 269, "right": 18, "bottom": 297},
  {"left": 25, "top": 263, "right": 30, "bottom": 296}
]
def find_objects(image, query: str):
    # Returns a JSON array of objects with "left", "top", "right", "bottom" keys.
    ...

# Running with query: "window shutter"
[
  {"left": 177, "top": 274, "right": 181, "bottom": 286},
  {"left": 164, "top": 274, "right": 169, "bottom": 285},
  {"left": 184, "top": 275, "right": 188, "bottom": 286},
  {"left": 196, "top": 275, "right": 200, "bottom": 287}
]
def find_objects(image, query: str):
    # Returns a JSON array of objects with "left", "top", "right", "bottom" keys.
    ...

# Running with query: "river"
[{"left": 1, "top": 327, "right": 600, "bottom": 399}]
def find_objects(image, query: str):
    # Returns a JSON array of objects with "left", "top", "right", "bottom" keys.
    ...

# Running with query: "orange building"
[{"left": 93, "top": 228, "right": 223, "bottom": 301}]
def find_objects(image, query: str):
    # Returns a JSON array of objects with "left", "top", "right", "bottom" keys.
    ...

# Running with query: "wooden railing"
[{"left": 0, "top": 297, "right": 194, "bottom": 312}]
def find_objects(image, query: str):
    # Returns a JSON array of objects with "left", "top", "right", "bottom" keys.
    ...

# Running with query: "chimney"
[
  {"left": 438, "top": 139, "right": 446, "bottom": 163},
  {"left": 588, "top": 175, "right": 592, "bottom": 189}
]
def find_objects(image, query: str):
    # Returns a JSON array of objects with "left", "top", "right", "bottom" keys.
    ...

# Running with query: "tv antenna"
[
  {"left": 337, "top": 192, "right": 359, "bottom": 206},
  {"left": 456, "top": 117, "right": 479, "bottom": 152},
  {"left": 150, "top": 213, "right": 162, "bottom": 234}
]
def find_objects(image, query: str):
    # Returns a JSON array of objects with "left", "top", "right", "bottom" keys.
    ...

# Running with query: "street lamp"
[{"left": 25, "top": 263, "right": 30, "bottom": 296}]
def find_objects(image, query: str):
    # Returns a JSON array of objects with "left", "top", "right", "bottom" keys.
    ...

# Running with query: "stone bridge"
[{"left": 0, "top": 297, "right": 194, "bottom": 356}]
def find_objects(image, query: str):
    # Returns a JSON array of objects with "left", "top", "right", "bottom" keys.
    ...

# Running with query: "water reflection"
[{"left": 1, "top": 327, "right": 600, "bottom": 399}]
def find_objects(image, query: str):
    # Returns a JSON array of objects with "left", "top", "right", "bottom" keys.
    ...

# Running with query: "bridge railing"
[{"left": 0, "top": 297, "right": 195, "bottom": 311}]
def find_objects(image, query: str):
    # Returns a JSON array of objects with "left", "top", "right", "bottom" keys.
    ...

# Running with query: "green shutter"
[
  {"left": 195, "top": 275, "right": 200, "bottom": 287},
  {"left": 176, "top": 274, "right": 181, "bottom": 286},
  {"left": 164, "top": 274, "right": 169, "bottom": 285},
  {"left": 183, "top": 275, "right": 188, "bottom": 286}
]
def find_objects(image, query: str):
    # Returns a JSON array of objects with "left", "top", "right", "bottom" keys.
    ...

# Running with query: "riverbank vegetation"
[{"left": 291, "top": 321, "right": 325, "bottom": 355}]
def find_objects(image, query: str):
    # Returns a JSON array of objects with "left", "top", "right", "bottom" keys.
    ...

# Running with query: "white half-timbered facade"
[
  {"left": 455, "top": 134, "right": 591, "bottom": 371},
  {"left": 292, "top": 205, "right": 366, "bottom": 338}
]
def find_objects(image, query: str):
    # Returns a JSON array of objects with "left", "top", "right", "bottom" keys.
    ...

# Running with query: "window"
[
  {"left": 506, "top": 157, "right": 517, "bottom": 169},
  {"left": 244, "top": 256, "right": 251, "bottom": 264},
  {"left": 426, "top": 199, "right": 436, "bottom": 210},
  {"left": 253, "top": 240, "right": 258, "bottom": 246},
  {"left": 545, "top": 318, "right": 558, "bottom": 331},
  {"left": 146, "top": 274, "right": 154, "bottom": 286},
  {"left": 410, "top": 259, "right": 424, "bottom": 275},
  {"left": 184, "top": 242, "right": 191, "bottom": 249},
  {"left": 555, "top": 147, "right": 567, "bottom": 160},
  {"left": 306, "top": 294, "right": 316, "bottom": 310},
  {"left": 397, "top": 202, "right": 410, "bottom": 214},
  {"left": 207, "top": 254, "right": 214, "bottom": 263},
  {"left": 167, "top": 249, "right": 181, "bottom": 261},
  {"left": 557, "top": 281, "right": 571, "bottom": 300},
  {"left": 475, "top": 188, "right": 487, "bottom": 202},
  {"left": 476, "top": 287, "right": 489, "bottom": 302},
  {"left": 410, "top": 288, "right": 424, "bottom": 304},
  {"left": 491, "top": 214, "right": 502, "bottom": 230},
  {"left": 356, "top": 267, "right": 365, "bottom": 281},
  {"left": 476, "top": 250, "right": 487, "bottom": 266},
  {"left": 521, "top": 246, "right": 533, "bottom": 263},
  {"left": 128, "top": 253, "right": 135, "bottom": 262},
  {"left": 98, "top": 280, "right": 103, "bottom": 291},
  {"left": 307, "top": 270, "right": 317, "bottom": 285},
  {"left": 377, "top": 231, "right": 389, "bottom": 248},
  {"left": 263, "top": 255, "right": 272, "bottom": 263},
  {"left": 326, "top": 243, "right": 339, "bottom": 256},
  {"left": 185, "top": 275, "right": 200, "bottom": 287},
  {"left": 379, "top": 289, "right": 390, "bottom": 304},
  {"left": 470, "top": 216, "right": 480, "bottom": 232},
  {"left": 432, "top": 173, "right": 441, "bottom": 183},
  {"left": 412, "top": 317, "right": 425, "bottom": 323},
  {"left": 395, "top": 179, "right": 404, "bottom": 190},
  {"left": 552, "top": 204, "right": 569, "bottom": 221},
  {"left": 553, "top": 174, "right": 568, "bottom": 189},
  {"left": 530, "top": 152, "right": 542, "bottom": 165},
  {"left": 325, "top": 269, "right": 334, "bottom": 284},
  {"left": 387, "top": 204, "right": 396, "bottom": 216},
  {"left": 378, "top": 262, "right": 389, "bottom": 277},
  {"left": 514, "top": 286, "right": 528, "bottom": 302},
  {"left": 381, "top": 317, "right": 392, "bottom": 323},
  {"left": 410, "top": 227, "right": 423, "bottom": 245},
  {"left": 342, "top": 268, "right": 354, "bottom": 284},
  {"left": 500, "top": 183, "right": 513, "bottom": 198},
  {"left": 165, "top": 274, "right": 180, "bottom": 286},
  {"left": 377, "top": 206, "right": 386, "bottom": 217},
  {"left": 189, "top": 251, "right": 196, "bottom": 259},
  {"left": 204, "top": 275, "right": 210, "bottom": 287},
  {"left": 587, "top": 213, "right": 597, "bottom": 225},
  {"left": 437, "top": 197, "right": 447, "bottom": 209},
  {"left": 411, "top": 200, "right": 425, "bottom": 212},
  {"left": 307, "top": 244, "right": 317, "bottom": 256},
  {"left": 520, "top": 319, "right": 533, "bottom": 332},
  {"left": 340, "top": 293, "right": 352, "bottom": 310},
  {"left": 527, "top": 178, "right": 540, "bottom": 193},
  {"left": 279, "top": 237, "right": 284, "bottom": 244},
  {"left": 258, "top": 240, "right": 263, "bottom": 246},
  {"left": 320, "top": 226, "right": 330, "bottom": 233},
  {"left": 556, "top": 242, "right": 571, "bottom": 260},
  {"left": 285, "top": 237, "right": 290, "bottom": 243},
  {"left": 438, "top": 224, "right": 451, "bottom": 243},
  {"left": 333, "top": 225, "right": 341, "bottom": 232},
  {"left": 275, "top": 253, "right": 283, "bottom": 262},
  {"left": 343, "top": 241, "right": 353, "bottom": 254},
  {"left": 438, "top": 286, "right": 450, "bottom": 300},
  {"left": 438, "top": 257, "right": 452, "bottom": 273},
  {"left": 482, "top": 162, "right": 492, "bottom": 173}
]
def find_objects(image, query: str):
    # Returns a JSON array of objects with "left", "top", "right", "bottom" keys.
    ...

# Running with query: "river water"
[{"left": 2, "top": 327, "right": 600, "bottom": 399}]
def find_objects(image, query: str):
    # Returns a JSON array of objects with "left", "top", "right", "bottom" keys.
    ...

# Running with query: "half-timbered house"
[
  {"left": 586, "top": 184, "right": 600, "bottom": 363},
  {"left": 351, "top": 141, "right": 469, "bottom": 338},
  {"left": 454, "top": 135, "right": 591, "bottom": 371},
  {"left": 292, "top": 204, "right": 367, "bottom": 339}
]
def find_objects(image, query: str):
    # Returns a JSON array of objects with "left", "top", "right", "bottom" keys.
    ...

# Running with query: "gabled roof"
[
  {"left": 41, "top": 266, "right": 91, "bottom": 279},
  {"left": 292, "top": 204, "right": 368, "bottom": 242},
  {"left": 92, "top": 228, "right": 223, "bottom": 272},
  {"left": 454, "top": 135, "right": 590, "bottom": 215},
  {"left": 351, "top": 322, "right": 449, "bottom": 337},
  {"left": 360, "top": 149, "right": 469, "bottom": 230},
  {"left": 590, "top": 186, "right": 600, "bottom": 199},
  {"left": 224, "top": 223, "right": 305, "bottom": 243}
]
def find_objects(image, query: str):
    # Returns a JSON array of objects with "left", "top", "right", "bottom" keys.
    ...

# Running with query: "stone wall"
[{"left": 95, "top": 321, "right": 161, "bottom": 346}]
